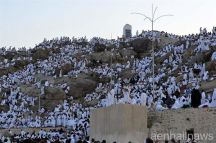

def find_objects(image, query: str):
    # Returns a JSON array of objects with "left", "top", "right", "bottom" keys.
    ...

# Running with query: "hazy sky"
[{"left": 0, "top": 0, "right": 215, "bottom": 48}]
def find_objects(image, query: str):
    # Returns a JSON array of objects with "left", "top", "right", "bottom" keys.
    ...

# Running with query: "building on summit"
[{"left": 123, "top": 24, "right": 132, "bottom": 38}]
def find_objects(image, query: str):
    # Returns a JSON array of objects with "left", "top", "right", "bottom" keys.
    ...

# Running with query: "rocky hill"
[{"left": 0, "top": 30, "right": 216, "bottom": 141}]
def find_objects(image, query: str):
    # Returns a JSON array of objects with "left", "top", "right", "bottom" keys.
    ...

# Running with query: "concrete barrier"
[{"left": 90, "top": 104, "right": 148, "bottom": 143}]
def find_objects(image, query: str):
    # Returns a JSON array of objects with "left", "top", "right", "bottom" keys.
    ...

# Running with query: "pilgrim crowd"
[{"left": 0, "top": 27, "right": 216, "bottom": 143}]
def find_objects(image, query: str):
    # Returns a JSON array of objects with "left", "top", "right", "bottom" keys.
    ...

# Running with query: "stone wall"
[{"left": 148, "top": 108, "right": 216, "bottom": 143}]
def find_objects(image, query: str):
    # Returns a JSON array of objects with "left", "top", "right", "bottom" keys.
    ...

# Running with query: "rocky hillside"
[{"left": 0, "top": 30, "right": 216, "bottom": 131}]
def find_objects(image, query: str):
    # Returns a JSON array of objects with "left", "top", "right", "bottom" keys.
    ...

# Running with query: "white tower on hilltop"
[{"left": 123, "top": 24, "right": 132, "bottom": 38}]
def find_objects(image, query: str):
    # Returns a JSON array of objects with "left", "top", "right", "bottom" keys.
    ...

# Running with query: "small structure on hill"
[{"left": 123, "top": 24, "right": 132, "bottom": 38}]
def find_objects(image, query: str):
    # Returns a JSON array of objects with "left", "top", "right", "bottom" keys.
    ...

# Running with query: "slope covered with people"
[{"left": 0, "top": 28, "right": 216, "bottom": 142}]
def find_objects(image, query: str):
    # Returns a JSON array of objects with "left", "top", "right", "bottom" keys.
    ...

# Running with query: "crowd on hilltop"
[{"left": 0, "top": 27, "right": 216, "bottom": 143}]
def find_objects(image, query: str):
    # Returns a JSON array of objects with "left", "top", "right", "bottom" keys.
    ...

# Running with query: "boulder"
[
  {"left": 88, "top": 51, "right": 119, "bottom": 63},
  {"left": 20, "top": 85, "right": 40, "bottom": 97},
  {"left": 206, "top": 61, "right": 216, "bottom": 75},
  {"left": 0, "top": 55, "right": 5, "bottom": 62},
  {"left": 130, "top": 38, "right": 151, "bottom": 53},
  {"left": 61, "top": 63, "right": 74, "bottom": 75},
  {"left": 93, "top": 43, "right": 107, "bottom": 52},
  {"left": 4, "top": 52, "right": 15, "bottom": 60},
  {"left": 44, "top": 87, "right": 66, "bottom": 100},
  {"left": 14, "top": 60, "right": 30, "bottom": 69},
  {"left": 0, "top": 105, "right": 9, "bottom": 112},
  {"left": 119, "top": 69, "right": 135, "bottom": 79},
  {"left": 203, "top": 50, "right": 214, "bottom": 62},
  {"left": 119, "top": 48, "right": 137, "bottom": 59},
  {"left": 67, "top": 78, "right": 97, "bottom": 99},
  {"left": 83, "top": 99, "right": 98, "bottom": 107},
  {"left": 201, "top": 80, "right": 216, "bottom": 92},
  {"left": 55, "top": 63, "right": 74, "bottom": 76},
  {"left": 0, "top": 67, "right": 17, "bottom": 76},
  {"left": 32, "top": 48, "right": 49, "bottom": 61},
  {"left": 40, "top": 99, "right": 64, "bottom": 112}
]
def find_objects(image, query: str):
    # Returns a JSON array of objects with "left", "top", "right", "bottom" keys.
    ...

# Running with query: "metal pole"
[
  {"left": 111, "top": 53, "right": 112, "bottom": 81},
  {"left": 131, "top": 5, "right": 173, "bottom": 98},
  {"left": 151, "top": 6, "right": 155, "bottom": 98},
  {"left": 38, "top": 93, "right": 41, "bottom": 126},
  {"left": 39, "top": 94, "right": 41, "bottom": 111}
]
